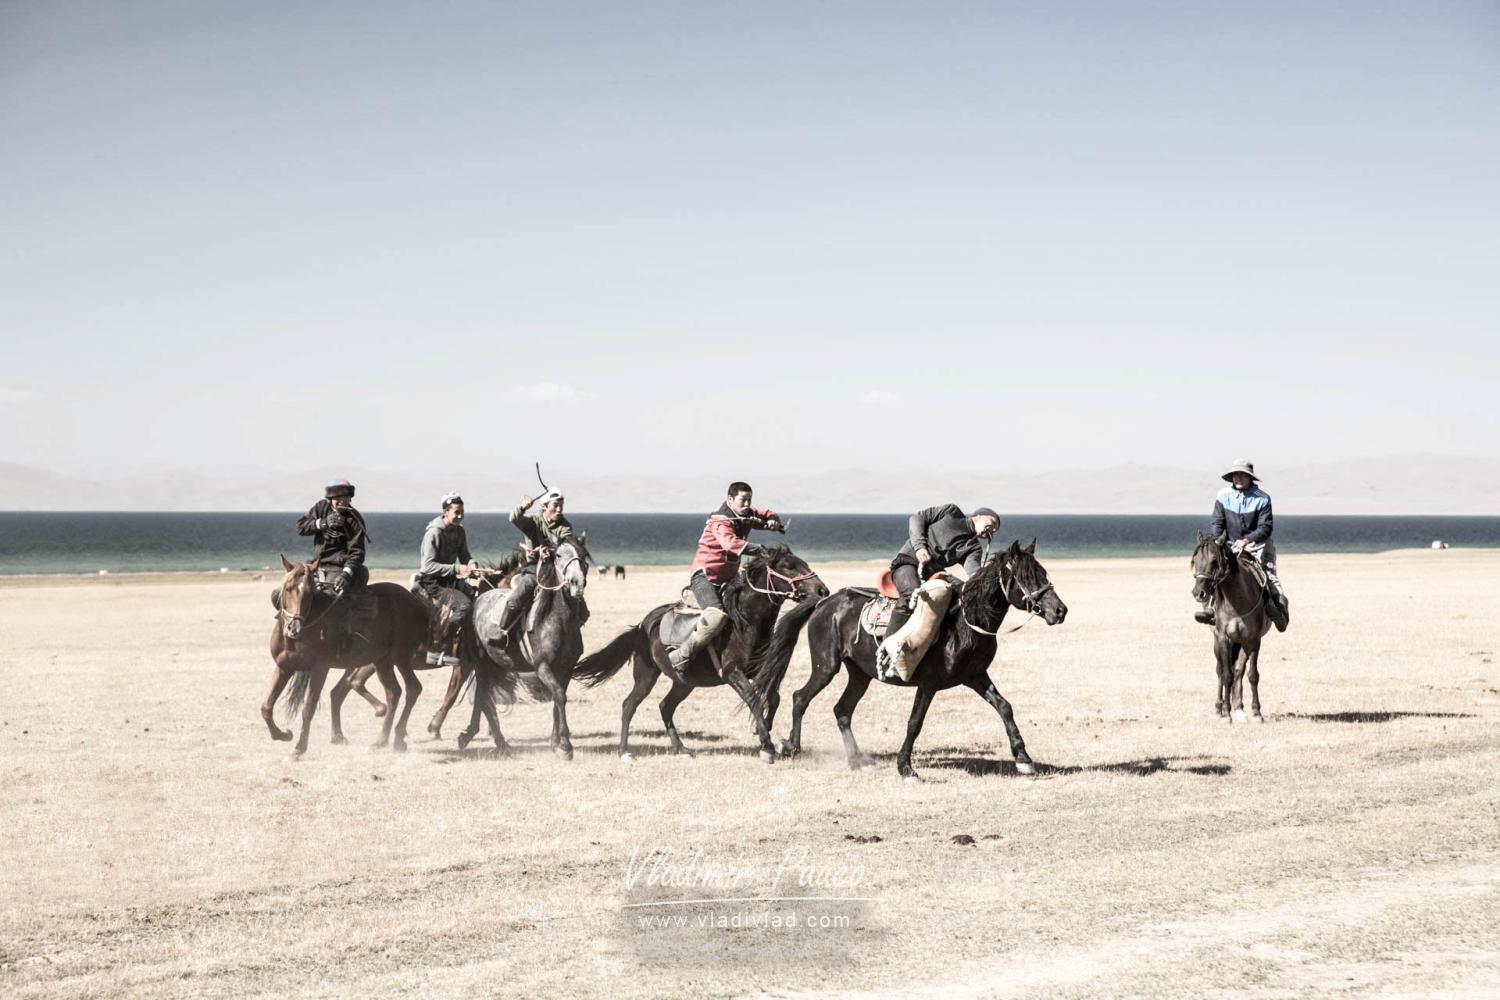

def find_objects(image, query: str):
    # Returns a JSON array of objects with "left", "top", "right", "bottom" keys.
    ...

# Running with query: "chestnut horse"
[{"left": 260, "top": 556, "right": 432, "bottom": 757}]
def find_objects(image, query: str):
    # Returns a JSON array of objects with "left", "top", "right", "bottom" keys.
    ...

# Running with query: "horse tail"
[
  {"left": 279, "top": 670, "right": 311, "bottom": 725},
  {"left": 744, "top": 597, "right": 824, "bottom": 715},
  {"left": 573, "top": 626, "right": 644, "bottom": 688}
]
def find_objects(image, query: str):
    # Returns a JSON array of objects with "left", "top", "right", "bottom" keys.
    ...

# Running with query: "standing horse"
[
  {"left": 1191, "top": 531, "right": 1270, "bottom": 722},
  {"left": 570, "top": 545, "right": 829, "bottom": 763},
  {"left": 458, "top": 535, "right": 595, "bottom": 758},
  {"left": 260, "top": 556, "right": 431, "bottom": 757},
  {"left": 763, "top": 540, "right": 1067, "bottom": 780}
]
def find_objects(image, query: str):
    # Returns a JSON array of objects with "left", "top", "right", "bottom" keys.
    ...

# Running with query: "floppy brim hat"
[{"left": 1221, "top": 460, "right": 1258, "bottom": 483}]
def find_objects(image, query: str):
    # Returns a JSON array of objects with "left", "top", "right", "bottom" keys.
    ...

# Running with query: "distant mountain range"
[{"left": 1, "top": 455, "right": 1494, "bottom": 515}]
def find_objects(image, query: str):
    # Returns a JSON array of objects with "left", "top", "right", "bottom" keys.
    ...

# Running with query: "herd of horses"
[{"left": 261, "top": 531, "right": 1269, "bottom": 778}]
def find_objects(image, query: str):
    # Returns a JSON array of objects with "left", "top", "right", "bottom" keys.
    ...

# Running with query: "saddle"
[
  {"left": 858, "top": 594, "right": 899, "bottom": 640},
  {"left": 1238, "top": 554, "right": 1269, "bottom": 590},
  {"left": 658, "top": 587, "right": 706, "bottom": 650}
]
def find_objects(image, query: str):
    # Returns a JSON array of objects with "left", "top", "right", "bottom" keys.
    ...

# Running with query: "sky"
[{"left": 2, "top": 2, "right": 1498, "bottom": 505}]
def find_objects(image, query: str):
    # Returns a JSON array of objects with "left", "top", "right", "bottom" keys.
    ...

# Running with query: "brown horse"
[
  {"left": 260, "top": 556, "right": 432, "bottom": 757},
  {"left": 1191, "top": 531, "right": 1270, "bottom": 722}
]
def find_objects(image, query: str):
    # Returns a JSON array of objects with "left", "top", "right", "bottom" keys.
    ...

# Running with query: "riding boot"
[
  {"left": 1267, "top": 591, "right": 1289, "bottom": 632},
  {"left": 1193, "top": 599, "right": 1214, "bottom": 625},
  {"left": 876, "top": 603, "right": 915, "bottom": 678},
  {"left": 669, "top": 612, "right": 721, "bottom": 670},
  {"left": 492, "top": 596, "right": 524, "bottom": 650}
]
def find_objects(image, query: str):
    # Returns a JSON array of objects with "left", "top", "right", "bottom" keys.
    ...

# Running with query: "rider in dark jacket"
[
  {"left": 296, "top": 478, "right": 368, "bottom": 595},
  {"left": 878, "top": 504, "right": 1000, "bottom": 672}
]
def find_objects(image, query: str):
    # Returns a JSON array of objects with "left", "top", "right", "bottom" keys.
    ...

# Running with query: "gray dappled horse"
[
  {"left": 459, "top": 535, "right": 594, "bottom": 758},
  {"left": 569, "top": 545, "right": 829, "bottom": 763},
  {"left": 1192, "top": 531, "right": 1271, "bottom": 722},
  {"left": 760, "top": 540, "right": 1067, "bottom": 780}
]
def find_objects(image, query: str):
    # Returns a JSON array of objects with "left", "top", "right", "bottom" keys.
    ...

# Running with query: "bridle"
[
  {"left": 962, "top": 559, "right": 1054, "bottom": 636},
  {"left": 535, "top": 542, "right": 588, "bottom": 594},
  {"left": 1192, "top": 542, "right": 1264, "bottom": 619},
  {"left": 278, "top": 569, "right": 341, "bottom": 639},
  {"left": 745, "top": 563, "right": 820, "bottom": 603}
]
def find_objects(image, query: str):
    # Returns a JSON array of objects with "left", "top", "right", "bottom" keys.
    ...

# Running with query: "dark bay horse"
[
  {"left": 764, "top": 540, "right": 1067, "bottom": 780},
  {"left": 261, "top": 556, "right": 431, "bottom": 757},
  {"left": 458, "top": 535, "right": 595, "bottom": 758},
  {"left": 1192, "top": 531, "right": 1270, "bottom": 722},
  {"left": 571, "top": 545, "right": 829, "bottom": 763}
]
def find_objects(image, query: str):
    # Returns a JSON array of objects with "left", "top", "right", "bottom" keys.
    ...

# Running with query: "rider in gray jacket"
[{"left": 878, "top": 504, "right": 1001, "bottom": 672}]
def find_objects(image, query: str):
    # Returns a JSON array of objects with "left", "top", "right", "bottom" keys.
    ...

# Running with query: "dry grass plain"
[{"left": 2, "top": 549, "right": 1498, "bottom": 999}]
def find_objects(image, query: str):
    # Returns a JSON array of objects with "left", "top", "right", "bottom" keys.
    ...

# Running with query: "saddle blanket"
[{"left": 859, "top": 595, "right": 899, "bottom": 639}]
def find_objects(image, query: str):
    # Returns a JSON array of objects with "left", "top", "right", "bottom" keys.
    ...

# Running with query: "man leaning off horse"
[
  {"left": 877, "top": 503, "right": 1001, "bottom": 675},
  {"left": 670, "top": 481, "right": 785, "bottom": 669},
  {"left": 416, "top": 492, "right": 481, "bottom": 664},
  {"left": 1196, "top": 459, "right": 1289, "bottom": 632},
  {"left": 491, "top": 488, "right": 581, "bottom": 648}
]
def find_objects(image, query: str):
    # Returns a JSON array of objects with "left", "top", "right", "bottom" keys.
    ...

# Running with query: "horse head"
[
  {"left": 743, "top": 544, "right": 830, "bottom": 603},
  {"left": 557, "top": 531, "right": 594, "bottom": 599},
  {"left": 1191, "top": 530, "right": 1232, "bottom": 602},
  {"left": 997, "top": 538, "right": 1067, "bottom": 625},
  {"left": 277, "top": 553, "right": 320, "bottom": 640}
]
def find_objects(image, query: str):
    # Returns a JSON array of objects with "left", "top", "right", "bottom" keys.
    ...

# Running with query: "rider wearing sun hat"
[{"left": 1196, "top": 460, "right": 1289, "bottom": 631}]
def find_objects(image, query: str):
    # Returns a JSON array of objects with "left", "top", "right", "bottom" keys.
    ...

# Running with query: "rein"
[
  {"left": 744, "top": 563, "right": 818, "bottom": 603},
  {"left": 278, "top": 574, "right": 343, "bottom": 638},
  {"left": 1194, "top": 546, "right": 1264, "bottom": 621},
  {"left": 961, "top": 562, "right": 1053, "bottom": 636},
  {"left": 533, "top": 543, "right": 586, "bottom": 593}
]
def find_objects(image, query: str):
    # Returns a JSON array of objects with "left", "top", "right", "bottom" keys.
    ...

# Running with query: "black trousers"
[{"left": 689, "top": 569, "right": 723, "bottom": 612}]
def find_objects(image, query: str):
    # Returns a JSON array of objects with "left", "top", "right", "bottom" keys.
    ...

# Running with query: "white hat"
[{"left": 1221, "top": 460, "right": 1258, "bottom": 483}]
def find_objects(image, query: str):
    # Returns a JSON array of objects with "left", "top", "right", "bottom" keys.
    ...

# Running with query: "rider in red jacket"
[{"left": 671, "top": 481, "right": 783, "bottom": 668}]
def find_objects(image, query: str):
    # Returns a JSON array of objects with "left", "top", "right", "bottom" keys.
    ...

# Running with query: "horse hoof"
[
  {"left": 779, "top": 740, "right": 799, "bottom": 758},
  {"left": 620, "top": 751, "right": 634, "bottom": 762},
  {"left": 1014, "top": 760, "right": 1035, "bottom": 775},
  {"left": 373, "top": 705, "right": 388, "bottom": 718},
  {"left": 902, "top": 772, "right": 922, "bottom": 783},
  {"left": 291, "top": 746, "right": 307, "bottom": 760},
  {"left": 759, "top": 749, "right": 777, "bottom": 765},
  {"left": 330, "top": 735, "right": 348, "bottom": 746},
  {"left": 849, "top": 756, "right": 875, "bottom": 771},
  {"left": 270, "top": 730, "right": 292, "bottom": 742},
  {"left": 456, "top": 733, "right": 473, "bottom": 751},
  {"left": 555, "top": 746, "right": 574, "bottom": 761},
  {"left": 393, "top": 740, "right": 408, "bottom": 753},
  {"left": 1250, "top": 713, "right": 1265, "bottom": 724},
  {"left": 1232, "top": 709, "right": 1248, "bottom": 723}
]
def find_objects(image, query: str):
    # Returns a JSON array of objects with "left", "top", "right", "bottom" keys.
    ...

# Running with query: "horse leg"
[
  {"left": 965, "top": 674, "right": 1035, "bottom": 775},
  {"left": 660, "top": 681, "right": 695, "bottom": 757},
  {"left": 394, "top": 662, "right": 421, "bottom": 751},
  {"left": 834, "top": 664, "right": 876, "bottom": 770},
  {"left": 293, "top": 666, "right": 329, "bottom": 758},
  {"left": 536, "top": 664, "right": 572, "bottom": 760},
  {"left": 260, "top": 664, "right": 293, "bottom": 742},
  {"left": 619, "top": 654, "right": 660, "bottom": 760},
  {"left": 456, "top": 673, "right": 485, "bottom": 750},
  {"left": 1230, "top": 643, "right": 1249, "bottom": 722},
  {"left": 1246, "top": 646, "right": 1263, "bottom": 722},
  {"left": 348, "top": 663, "right": 386, "bottom": 717},
  {"left": 721, "top": 666, "right": 778, "bottom": 764},
  {"left": 372, "top": 660, "right": 401, "bottom": 748},
  {"left": 895, "top": 685, "right": 936, "bottom": 781},
  {"left": 328, "top": 668, "right": 354, "bottom": 745},
  {"left": 1213, "top": 636, "right": 1233, "bottom": 719},
  {"left": 428, "top": 661, "right": 469, "bottom": 740},
  {"left": 781, "top": 641, "right": 841, "bottom": 758}
]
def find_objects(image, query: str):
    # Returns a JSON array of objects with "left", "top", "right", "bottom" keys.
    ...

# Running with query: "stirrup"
[{"left": 425, "top": 650, "right": 461, "bottom": 668}]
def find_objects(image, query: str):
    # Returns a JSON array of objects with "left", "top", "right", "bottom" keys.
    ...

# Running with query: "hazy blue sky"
[{"left": 2, "top": 2, "right": 1497, "bottom": 491}]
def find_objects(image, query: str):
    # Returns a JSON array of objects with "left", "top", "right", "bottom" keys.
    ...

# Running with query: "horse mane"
[
  {"left": 720, "top": 544, "right": 793, "bottom": 631},
  {"left": 953, "top": 543, "right": 1044, "bottom": 653}
]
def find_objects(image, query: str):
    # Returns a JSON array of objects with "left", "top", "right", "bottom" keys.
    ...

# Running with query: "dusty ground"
[{"left": 1, "top": 549, "right": 1497, "bottom": 999}]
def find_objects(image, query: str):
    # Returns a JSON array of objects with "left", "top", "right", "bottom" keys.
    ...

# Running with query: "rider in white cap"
[
  {"left": 491, "top": 488, "right": 578, "bottom": 648},
  {"left": 1196, "top": 460, "right": 1289, "bottom": 631}
]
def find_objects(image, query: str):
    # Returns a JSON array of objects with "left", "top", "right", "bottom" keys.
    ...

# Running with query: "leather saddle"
[
  {"left": 856, "top": 593, "right": 898, "bottom": 639},
  {"left": 659, "top": 606, "right": 702, "bottom": 650}
]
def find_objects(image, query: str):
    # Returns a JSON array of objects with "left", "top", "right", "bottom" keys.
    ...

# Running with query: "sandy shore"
[{"left": 2, "top": 549, "right": 1497, "bottom": 998}]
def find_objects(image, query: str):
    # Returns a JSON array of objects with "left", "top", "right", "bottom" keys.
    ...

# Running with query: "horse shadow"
[
  {"left": 422, "top": 728, "right": 738, "bottom": 762},
  {"left": 926, "top": 754, "right": 1233, "bottom": 778},
  {"left": 1286, "top": 711, "right": 1476, "bottom": 724}
]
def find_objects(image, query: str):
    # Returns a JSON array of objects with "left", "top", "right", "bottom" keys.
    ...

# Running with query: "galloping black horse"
[
  {"left": 763, "top": 540, "right": 1067, "bottom": 780},
  {"left": 571, "top": 544, "right": 829, "bottom": 762}
]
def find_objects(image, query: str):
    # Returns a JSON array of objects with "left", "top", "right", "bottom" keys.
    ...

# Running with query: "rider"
[
  {"left": 416, "top": 493, "right": 482, "bottom": 663},
  {"left": 670, "top": 481, "right": 784, "bottom": 669},
  {"left": 878, "top": 504, "right": 1001, "bottom": 674},
  {"left": 295, "top": 478, "right": 369, "bottom": 596},
  {"left": 491, "top": 488, "right": 579, "bottom": 649},
  {"left": 1196, "top": 460, "right": 1289, "bottom": 632}
]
